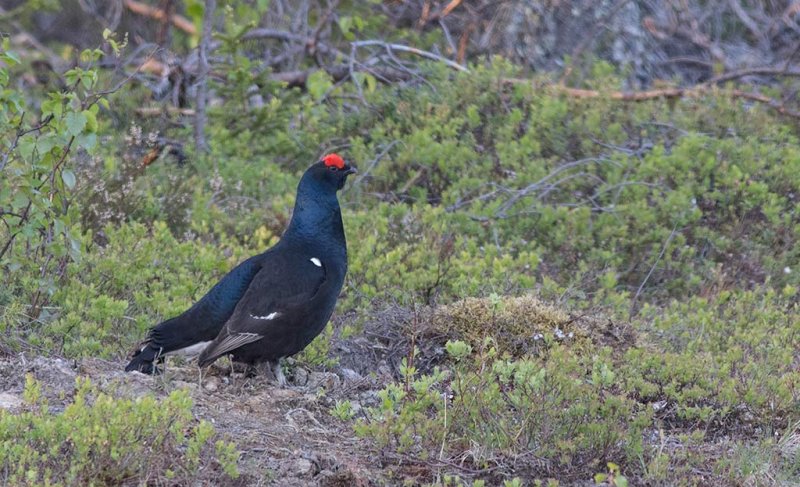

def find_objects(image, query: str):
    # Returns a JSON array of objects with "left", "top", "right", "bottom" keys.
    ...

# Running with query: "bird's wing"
[
  {"left": 196, "top": 332, "right": 263, "bottom": 360},
  {"left": 197, "top": 252, "right": 328, "bottom": 366}
]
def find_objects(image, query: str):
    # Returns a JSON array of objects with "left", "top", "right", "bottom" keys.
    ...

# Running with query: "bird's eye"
[{"left": 329, "top": 166, "right": 338, "bottom": 171}]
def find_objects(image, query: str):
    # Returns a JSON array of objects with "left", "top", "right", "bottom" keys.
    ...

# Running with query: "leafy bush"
[
  {"left": 0, "top": 43, "right": 105, "bottom": 310},
  {"left": 356, "top": 340, "right": 649, "bottom": 482},
  {"left": 625, "top": 287, "right": 800, "bottom": 431},
  {"left": 2, "top": 221, "right": 251, "bottom": 357},
  {"left": 0, "top": 375, "right": 239, "bottom": 486}
]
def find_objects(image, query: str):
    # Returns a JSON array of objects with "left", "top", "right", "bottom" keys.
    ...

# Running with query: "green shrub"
[
  {"left": 356, "top": 341, "right": 650, "bottom": 481},
  {"left": 0, "top": 375, "right": 239, "bottom": 486},
  {"left": 4, "top": 221, "right": 253, "bottom": 357},
  {"left": 624, "top": 287, "right": 800, "bottom": 430}
]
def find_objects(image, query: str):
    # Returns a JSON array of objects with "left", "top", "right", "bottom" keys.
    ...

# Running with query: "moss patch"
[{"left": 431, "top": 294, "right": 636, "bottom": 356}]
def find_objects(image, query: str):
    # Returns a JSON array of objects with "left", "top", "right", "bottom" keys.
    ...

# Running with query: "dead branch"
[
  {"left": 702, "top": 66, "right": 800, "bottom": 85},
  {"left": 457, "top": 23, "right": 474, "bottom": 65},
  {"left": 194, "top": 0, "right": 214, "bottom": 153},
  {"left": 123, "top": 0, "right": 197, "bottom": 36},
  {"left": 137, "top": 57, "right": 170, "bottom": 77},
  {"left": 502, "top": 79, "right": 800, "bottom": 118},
  {"left": 428, "top": 0, "right": 464, "bottom": 24},
  {"left": 351, "top": 40, "right": 468, "bottom": 72}
]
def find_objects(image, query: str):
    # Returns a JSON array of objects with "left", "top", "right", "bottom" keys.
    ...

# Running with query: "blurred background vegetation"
[{"left": 1, "top": 0, "right": 799, "bottom": 485}]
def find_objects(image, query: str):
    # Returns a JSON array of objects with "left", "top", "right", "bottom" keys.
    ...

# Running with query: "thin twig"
[
  {"left": 353, "top": 140, "right": 400, "bottom": 186},
  {"left": 0, "top": 114, "right": 26, "bottom": 173},
  {"left": 630, "top": 223, "right": 679, "bottom": 317}
]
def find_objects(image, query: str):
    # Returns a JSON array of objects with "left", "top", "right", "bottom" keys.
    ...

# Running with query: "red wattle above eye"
[{"left": 322, "top": 153, "right": 345, "bottom": 169}]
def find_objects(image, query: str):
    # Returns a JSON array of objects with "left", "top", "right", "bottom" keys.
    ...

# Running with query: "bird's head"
[{"left": 303, "top": 153, "right": 357, "bottom": 192}]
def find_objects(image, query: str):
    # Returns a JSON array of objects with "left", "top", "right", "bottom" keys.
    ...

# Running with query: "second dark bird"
[{"left": 126, "top": 154, "right": 356, "bottom": 383}]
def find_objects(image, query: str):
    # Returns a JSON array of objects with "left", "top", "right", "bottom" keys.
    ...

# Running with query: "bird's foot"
[
  {"left": 270, "top": 360, "right": 287, "bottom": 387},
  {"left": 246, "top": 360, "right": 287, "bottom": 386}
]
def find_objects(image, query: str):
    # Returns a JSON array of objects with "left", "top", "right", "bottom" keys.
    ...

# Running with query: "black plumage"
[{"left": 126, "top": 154, "right": 355, "bottom": 379}]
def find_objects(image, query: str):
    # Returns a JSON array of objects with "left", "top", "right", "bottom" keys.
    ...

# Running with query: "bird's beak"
[{"left": 344, "top": 166, "right": 358, "bottom": 175}]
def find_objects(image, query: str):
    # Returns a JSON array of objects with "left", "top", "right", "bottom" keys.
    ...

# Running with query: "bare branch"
[
  {"left": 500, "top": 81, "right": 800, "bottom": 119},
  {"left": 123, "top": 0, "right": 197, "bottom": 36},
  {"left": 194, "top": 0, "right": 215, "bottom": 154},
  {"left": 351, "top": 41, "right": 468, "bottom": 72}
]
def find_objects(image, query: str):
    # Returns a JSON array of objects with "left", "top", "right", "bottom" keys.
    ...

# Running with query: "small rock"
[
  {"left": 204, "top": 377, "right": 220, "bottom": 392},
  {"left": 359, "top": 390, "right": 380, "bottom": 407},
  {"left": 293, "top": 367, "right": 309, "bottom": 386},
  {"left": 339, "top": 368, "right": 362, "bottom": 384},
  {"left": 0, "top": 392, "right": 24, "bottom": 411},
  {"left": 376, "top": 364, "right": 393, "bottom": 379},
  {"left": 288, "top": 458, "right": 315, "bottom": 477},
  {"left": 318, "top": 468, "right": 360, "bottom": 487},
  {"left": 307, "top": 372, "right": 340, "bottom": 391}
]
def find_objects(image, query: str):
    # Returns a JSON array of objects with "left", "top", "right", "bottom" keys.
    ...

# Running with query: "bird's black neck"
[{"left": 281, "top": 189, "right": 347, "bottom": 257}]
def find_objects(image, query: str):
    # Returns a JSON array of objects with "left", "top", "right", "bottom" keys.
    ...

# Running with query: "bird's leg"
[
  {"left": 228, "top": 355, "right": 236, "bottom": 388},
  {"left": 197, "top": 365, "right": 204, "bottom": 391},
  {"left": 270, "top": 359, "right": 287, "bottom": 387}
]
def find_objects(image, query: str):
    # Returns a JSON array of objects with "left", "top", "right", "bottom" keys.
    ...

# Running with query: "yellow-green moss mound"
[{"left": 431, "top": 294, "right": 636, "bottom": 355}]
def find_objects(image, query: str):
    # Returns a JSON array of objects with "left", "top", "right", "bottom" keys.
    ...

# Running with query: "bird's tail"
[{"left": 125, "top": 342, "right": 163, "bottom": 374}]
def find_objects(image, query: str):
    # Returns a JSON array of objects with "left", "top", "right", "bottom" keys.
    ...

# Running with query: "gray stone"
[
  {"left": 306, "top": 372, "right": 340, "bottom": 391},
  {"left": 287, "top": 458, "right": 314, "bottom": 477},
  {"left": 203, "top": 376, "right": 219, "bottom": 392},
  {"left": 339, "top": 368, "right": 362, "bottom": 384},
  {"left": 0, "top": 392, "right": 23, "bottom": 411},
  {"left": 293, "top": 367, "right": 308, "bottom": 386}
]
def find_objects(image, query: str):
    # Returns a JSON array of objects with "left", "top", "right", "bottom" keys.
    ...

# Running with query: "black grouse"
[{"left": 126, "top": 154, "right": 356, "bottom": 382}]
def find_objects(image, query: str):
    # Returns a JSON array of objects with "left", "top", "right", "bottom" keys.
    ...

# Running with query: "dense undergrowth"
[{"left": 2, "top": 37, "right": 799, "bottom": 485}]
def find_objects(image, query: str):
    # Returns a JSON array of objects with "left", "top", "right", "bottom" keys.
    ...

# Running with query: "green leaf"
[
  {"left": 76, "top": 133, "right": 97, "bottom": 151},
  {"left": 2, "top": 50, "right": 20, "bottom": 65},
  {"left": 338, "top": 16, "right": 352, "bottom": 35},
  {"left": 36, "top": 134, "right": 57, "bottom": 154},
  {"left": 186, "top": 1, "right": 204, "bottom": 19},
  {"left": 61, "top": 170, "right": 76, "bottom": 189},
  {"left": 18, "top": 137, "right": 36, "bottom": 159},
  {"left": 363, "top": 73, "right": 377, "bottom": 94},
  {"left": 306, "top": 70, "right": 333, "bottom": 101},
  {"left": 80, "top": 70, "right": 97, "bottom": 90},
  {"left": 84, "top": 109, "right": 98, "bottom": 133},
  {"left": 65, "top": 112, "right": 87, "bottom": 137},
  {"left": 64, "top": 68, "right": 80, "bottom": 87},
  {"left": 45, "top": 94, "right": 64, "bottom": 118}
]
